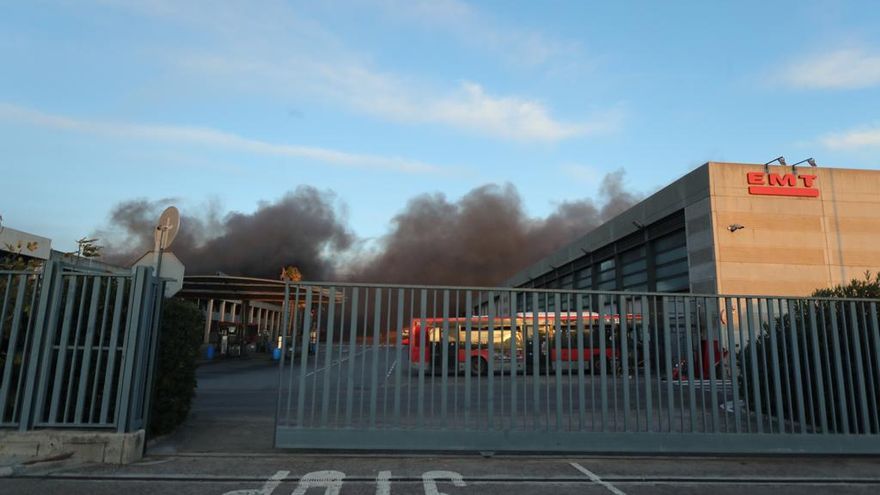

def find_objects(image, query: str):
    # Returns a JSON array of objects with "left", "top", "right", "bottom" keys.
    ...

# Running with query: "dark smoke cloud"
[
  {"left": 99, "top": 187, "right": 353, "bottom": 280},
  {"left": 345, "top": 169, "right": 640, "bottom": 286},
  {"left": 99, "top": 170, "right": 640, "bottom": 285}
]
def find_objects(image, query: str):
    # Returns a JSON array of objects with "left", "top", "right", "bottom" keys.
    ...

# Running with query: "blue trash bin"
[
  {"left": 272, "top": 347, "right": 282, "bottom": 361},
  {"left": 206, "top": 344, "right": 215, "bottom": 360}
]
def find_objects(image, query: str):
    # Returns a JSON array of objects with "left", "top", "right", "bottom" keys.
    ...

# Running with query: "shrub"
[
  {"left": 739, "top": 273, "right": 880, "bottom": 433},
  {"left": 149, "top": 298, "right": 204, "bottom": 436}
]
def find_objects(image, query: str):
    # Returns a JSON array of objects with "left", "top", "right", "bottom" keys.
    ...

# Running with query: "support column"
[
  {"left": 203, "top": 299, "right": 214, "bottom": 345},
  {"left": 218, "top": 300, "right": 227, "bottom": 324}
]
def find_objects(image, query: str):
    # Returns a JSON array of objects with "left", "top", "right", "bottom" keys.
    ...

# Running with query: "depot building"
[{"left": 505, "top": 161, "right": 880, "bottom": 297}]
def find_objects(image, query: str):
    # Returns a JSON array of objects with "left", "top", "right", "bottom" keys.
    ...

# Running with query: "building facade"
[{"left": 505, "top": 162, "right": 880, "bottom": 297}]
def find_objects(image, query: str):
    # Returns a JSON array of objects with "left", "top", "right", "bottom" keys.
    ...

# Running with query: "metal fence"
[
  {"left": 0, "top": 261, "right": 162, "bottom": 433},
  {"left": 276, "top": 283, "right": 880, "bottom": 454}
]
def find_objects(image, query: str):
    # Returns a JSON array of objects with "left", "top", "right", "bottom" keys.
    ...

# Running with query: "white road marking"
[
  {"left": 384, "top": 360, "right": 398, "bottom": 384},
  {"left": 570, "top": 462, "right": 627, "bottom": 495},
  {"left": 221, "top": 470, "right": 289, "bottom": 495},
  {"left": 376, "top": 470, "right": 392, "bottom": 495},
  {"left": 291, "top": 470, "right": 345, "bottom": 495},
  {"left": 305, "top": 350, "right": 367, "bottom": 377},
  {"left": 422, "top": 470, "right": 466, "bottom": 495}
]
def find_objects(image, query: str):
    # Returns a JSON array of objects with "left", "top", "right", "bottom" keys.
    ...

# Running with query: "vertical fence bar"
[
  {"left": 553, "top": 293, "right": 563, "bottom": 430},
  {"left": 440, "top": 290, "right": 450, "bottom": 429},
  {"left": 320, "top": 288, "right": 337, "bottom": 427},
  {"left": 100, "top": 277, "right": 126, "bottom": 425},
  {"left": 334, "top": 289, "right": 348, "bottom": 424},
  {"left": 857, "top": 302, "right": 878, "bottom": 434},
  {"left": 725, "top": 298, "right": 742, "bottom": 432},
  {"left": 706, "top": 297, "right": 720, "bottom": 432},
  {"left": 275, "top": 283, "right": 290, "bottom": 432},
  {"left": 309, "top": 291, "right": 325, "bottom": 424},
  {"left": 620, "top": 295, "right": 630, "bottom": 432},
  {"left": 116, "top": 267, "right": 149, "bottom": 432},
  {"left": 662, "top": 296, "right": 675, "bottom": 432},
  {"left": 487, "top": 291, "right": 496, "bottom": 430},
  {"left": 598, "top": 294, "right": 608, "bottom": 431},
  {"left": 509, "top": 290, "right": 518, "bottom": 432},
  {"left": 746, "top": 298, "right": 764, "bottom": 433},
  {"left": 766, "top": 298, "right": 785, "bottom": 433},
  {"left": 530, "top": 293, "right": 540, "bottom": 430},
  {"left": 828, "top": 301, "right": 850, "bottom": 433},
  {"left": 368, "top": 288, "right": 382, "bottom": 428},
  {"left": 64, "top": 275, "right": 91, "bottom": 423},
  {"left": 0, "top": 275, "right": 28, "bottom": 424},
  {"left": 870, "top": 302, "right": 880, "bottom": 433},
  {"left": 786, "top": 299, "right": 807, "bottom": 433},
  {"left": 641, "top": 295, "right": 652, "bottom": 432},
  {"left": 49, "top": 276, "right": 78, "bottom": 424},
  {"left": 88, "top": 277, "right": 114, "bottom": 424},
  {"left": 284, "top": 285, "right": 302, "bottom": 426},
  {"left": 807, "top": 301, "right": 828, "bottom": 433},
  {"left": 344, "top": 288, "right": 359, "bottom": 427},
  {"left": 683, "top": 297, "right": 697, "bottom": 432},
  {"left": 393, "top": 289, "right": 404, "bottom": 424},
  {"left": 74, "top": 277, "right": 102, "bottom": 424},
  {"left": 18, "top": 262, "right": 59, "bottom": 431},
  {"left": 295, "top": 287, "right": 313, "bottom": 426},
  {"left": 848, "top": 301, "right": 870, "bottom": 434},
  {"left": 464, "top": 291, "right": 473, "bottom": 429},
  {"left": 416, "top": 289, "right": 427, "bottom": 428},
  {"left": 575, "top": 294, "right": 586, "bottom": 431},
  {"left": 736, "top": 297, "right": 750, "bottom": 433}
]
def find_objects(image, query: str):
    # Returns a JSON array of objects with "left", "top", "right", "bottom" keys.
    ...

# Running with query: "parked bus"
[{"left": 409, "top": 312, "right": 642, "bottom": 375}]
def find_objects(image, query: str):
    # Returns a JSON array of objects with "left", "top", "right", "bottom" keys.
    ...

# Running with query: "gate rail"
[
  {"left": 276, "top": 283, "right": 880, "bottom": 454},
  {"left": 1, "top": 261, "right": 162, "bottom": 432}
]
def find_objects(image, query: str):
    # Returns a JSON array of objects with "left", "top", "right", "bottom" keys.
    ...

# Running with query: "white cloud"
[
  {"left": 105, "top": 0, "right": 612, "bottom": 143},
  {"left": 779, "top": 48, "right": 880, "bottom": 89},
  {"left": 820, "top": 125, "right": 880, "bottom": 150},
  {"left": 366, "top": 0, "right": 584, "bottom": 68},
  {"left": 0, "top": 103, "right": 441, "bottom": 173}
]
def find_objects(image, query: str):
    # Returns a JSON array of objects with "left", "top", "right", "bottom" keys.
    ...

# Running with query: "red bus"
[{"left": 409, "top": 312, "right": 642, "bottom": 375}]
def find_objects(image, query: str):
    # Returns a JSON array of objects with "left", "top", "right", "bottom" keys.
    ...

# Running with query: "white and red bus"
[{"left": 409, "top": 312, "right": 642, "bottom": 375}]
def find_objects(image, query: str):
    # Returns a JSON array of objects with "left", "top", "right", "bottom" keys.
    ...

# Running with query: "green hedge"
[
  {"left": 149, "top": 298, "right": 204, "bottom": 436},
  {"left": 738, "top": 273, "right": 880, "bottom": 434}
]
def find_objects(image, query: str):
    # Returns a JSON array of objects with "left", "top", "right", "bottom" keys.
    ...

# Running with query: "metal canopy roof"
[{"left": 178, "top": 275, "right": 337, "bottom": 304}]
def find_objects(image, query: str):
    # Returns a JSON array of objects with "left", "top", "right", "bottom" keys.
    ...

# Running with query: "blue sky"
[{"left": 2, "top": 0, "right": 879, "bottom": 253}]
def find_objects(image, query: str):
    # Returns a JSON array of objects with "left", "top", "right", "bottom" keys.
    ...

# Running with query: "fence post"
[
  {"left": 17, "top": 261, "right": 59, "bottom": 432},
  {"left": 140, "top": 277, "right": 167, "bottom": 438},
  {"left": 116, "top": 266, "right": 150, "bottom": 433}
]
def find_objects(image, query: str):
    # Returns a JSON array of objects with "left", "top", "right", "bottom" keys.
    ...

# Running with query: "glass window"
[
  {"left": 575, "top": 268, "right": 592, "bottom": 289},
  {"left": 560, "top": 274, "right": 574, "bottom": 289},
  {"left": 653, "top": 230, "right": 689, "bottom": 293}
]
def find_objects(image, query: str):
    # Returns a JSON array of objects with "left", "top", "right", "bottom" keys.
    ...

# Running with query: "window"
[
  {"left": 621, "top": 246, "right": 648, "bottom": 291},
  {"left": 653, "top": 230, "right": 689, "bottom": 292},
  {"left": 597, "top": 258, "right": 616, "bottom": 290},
  {"left": 574, "top": 268, "right": 592, "bottom": 290}
]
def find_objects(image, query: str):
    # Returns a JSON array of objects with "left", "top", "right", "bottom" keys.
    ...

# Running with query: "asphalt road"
[{"left": 3, "top": 453, "right": 880, "bottom": 494}]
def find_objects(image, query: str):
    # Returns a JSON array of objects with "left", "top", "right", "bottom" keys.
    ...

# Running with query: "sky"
[{"left": 2, "top": 0, "right": 879, "bottom": 254}]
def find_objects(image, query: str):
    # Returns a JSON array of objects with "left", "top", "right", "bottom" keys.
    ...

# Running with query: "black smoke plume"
[
  {"left": 345, "top": 170, "right": 639, "bottom": 285},
  {"left": 99, "top": 186, "right": 354, "bottom": 280},
  {"left": 99, "top": 171, "right": 639, "bottom": 285}
]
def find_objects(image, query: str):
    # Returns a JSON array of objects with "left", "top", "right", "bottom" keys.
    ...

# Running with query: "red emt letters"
[{"left": 746, "top": 172, "right": 819, "bottom": 197}]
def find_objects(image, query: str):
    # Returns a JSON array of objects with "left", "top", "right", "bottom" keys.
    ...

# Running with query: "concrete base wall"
[{"left": 0, "top": 429, "right": 144, "bottom": 465}]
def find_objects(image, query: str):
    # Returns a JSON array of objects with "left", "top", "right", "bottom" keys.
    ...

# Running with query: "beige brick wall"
[{"left": 708, "top": 162, "right": 880, "bottom": 296}]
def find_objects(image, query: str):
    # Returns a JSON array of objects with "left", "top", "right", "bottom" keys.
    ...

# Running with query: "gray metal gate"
[
  {"left": 275, "top": 283, "right": 880, "bottom": 454},
  {"left": 1, "top": 261, "right": 163, "bottom": 433}
]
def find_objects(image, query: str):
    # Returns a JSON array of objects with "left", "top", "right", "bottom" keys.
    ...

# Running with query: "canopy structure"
[{"left": 178, "top": 275, "right": 339, "bottom": 305}]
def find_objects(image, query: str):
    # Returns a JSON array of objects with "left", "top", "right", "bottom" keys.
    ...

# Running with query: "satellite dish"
[{"left": 154, "top": 206, "right": 180, "bottom": 251}]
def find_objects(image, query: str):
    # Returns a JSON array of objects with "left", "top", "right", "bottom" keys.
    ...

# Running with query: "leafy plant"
[{"left": 149, "top": 298, "right": 204, "bottom": 436}]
